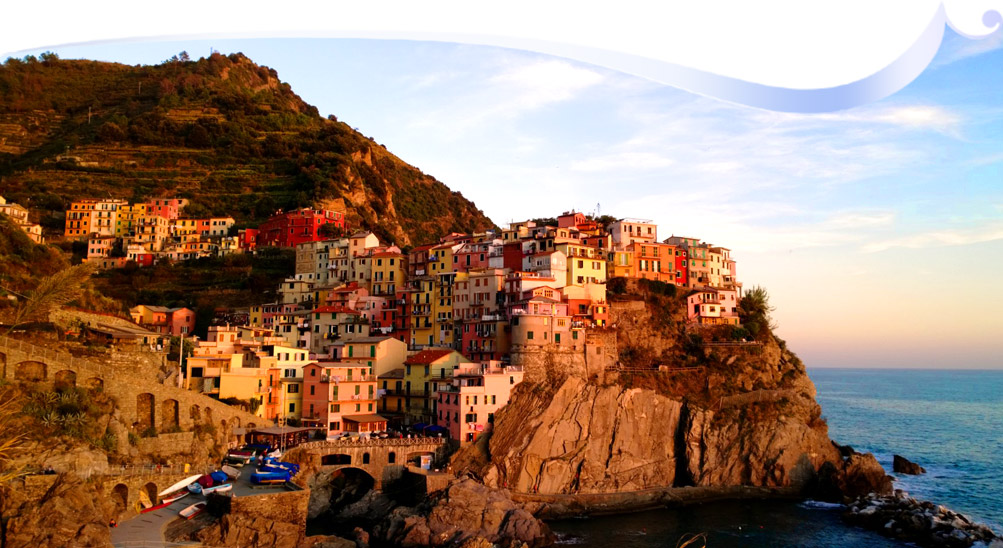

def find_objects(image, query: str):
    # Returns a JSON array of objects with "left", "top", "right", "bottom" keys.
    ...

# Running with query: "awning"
[
  {"left": 342, "top": 414, "right": 387, "bottom": 424},
  {"left": 248, "top": 426, "right": 323, "bottom": 435}
]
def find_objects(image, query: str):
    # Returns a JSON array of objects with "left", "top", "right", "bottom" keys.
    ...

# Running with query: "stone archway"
[
  {"left": 111, "top": 483, "right": 129, "bottom": 512},
  {"left": 139, "top": 481, "right": 158, "bottom": 509},
  {"left": 53, "top": 369, "right": 77, "bottom": 389},
  {"left": 14, "top": 361, "right": 46, "bottom": 382},
  {"left": 388, "top": 451, "right": 396, "bottom": 464},
  {"left": 161, "top": 399, "right": 179, "bottom": 431},
  {"left": 136, "top": 393, "right": 155, "bottom": 433},
  {"left": 0, "top": 351, "right": 6, "bottom": 380},
  {"left": 83, "top": 377, "right": 103, "bottom": 391},
  {"left": 362, "top": 452, "right": 370, "bottom": 464},
  {"left": 203, "top": 407, "right": 213, "bottom": 425},
  {"left": 190, "top": 405, "right": 201, "bottom": 422},
  {"left": 321, "top": 454, "right": 352, "bottom": 466}
]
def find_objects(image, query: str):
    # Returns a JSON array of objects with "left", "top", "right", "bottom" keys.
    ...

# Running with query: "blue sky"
[{"left": 15, "top": 28, "right": 1003, "bottom": 368}]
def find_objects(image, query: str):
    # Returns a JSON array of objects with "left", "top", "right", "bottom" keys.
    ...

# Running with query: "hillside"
[{"left": 0, "top": 52, "right": 495, "bottom": 245}]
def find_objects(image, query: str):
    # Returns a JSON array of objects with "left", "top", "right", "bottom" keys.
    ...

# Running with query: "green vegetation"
[
  {"left": 91, "top": 248, "right": 295, "bottom": 336},
  {"left": 18, "top": 385, "right": 115, "bottom": 449},
  {"left": 0, "top": 52, "right": 495, "bottom": 246},
  {"left": 738, "top": 285, "right": 775, "bottom": 340}
]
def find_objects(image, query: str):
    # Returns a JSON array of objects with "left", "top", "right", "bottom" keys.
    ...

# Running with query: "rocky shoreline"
[{"left": 844, "top": 490, "right": 1000, "bottom": 548}]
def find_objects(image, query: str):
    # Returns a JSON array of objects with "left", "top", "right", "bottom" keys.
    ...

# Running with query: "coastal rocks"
[
  {"left": 844, "top": 490, "right": 997, "bottom": 547},
  {"left": 376, "top": 478, "right": 553, "bottom": 547},
  {"left": 894, "top": 454, "right": 927, "bottom": 475},
  {"left": 196, "top": 513, "right": 304, "bottom": 548},
  {"left": 475, "top": 374, "right": 859, "bottom": 498},
  {"left": 2, "top": 474, "right": 111, "bottom": 548}
]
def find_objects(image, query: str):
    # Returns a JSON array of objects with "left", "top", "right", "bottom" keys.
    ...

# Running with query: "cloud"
[
  {"left": 570, "top": 151, "right": 673, "bottom": 172},
  {"left": 489, "top": 60, "right": 604, "bottom": 110},
  {"left": 861, "top": 222, "right": 1003, "bottom": 252},
  {"left": 932, "top": 28, "right": 1003, "bottom": 67}
]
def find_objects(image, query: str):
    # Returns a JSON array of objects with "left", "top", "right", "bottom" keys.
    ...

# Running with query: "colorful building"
[
  {"left": 437, "top": 362, "right": 524, "bottom": 444},
  {"left": 256, "top": 208, "right": 346, "bottom": 248}
]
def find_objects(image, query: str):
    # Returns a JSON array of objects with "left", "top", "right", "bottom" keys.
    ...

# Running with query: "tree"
[
  {"left": 179, "top": 51, "right": 190, "bottom": 62},
  {"left": 3, "top": 263, "right": 97, "bottom": 336},
  {"left": 738, "top": 285, "right": 776, "bottom": 340}
]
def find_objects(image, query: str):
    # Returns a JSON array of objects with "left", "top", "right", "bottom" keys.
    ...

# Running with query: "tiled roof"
[
  {"left": 313, "top": 305, "right": 360, "bottom": 314},
  {"left": 405, "top": 349, "right": 456, "bottom": 365}
]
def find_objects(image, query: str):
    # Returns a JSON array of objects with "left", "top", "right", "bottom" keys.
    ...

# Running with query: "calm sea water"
[{"left": 549, "top": 368, "right": 1003, "bottom": 546}]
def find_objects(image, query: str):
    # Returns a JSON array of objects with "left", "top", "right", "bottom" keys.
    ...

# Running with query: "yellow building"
[
  {"left": 115, "top": 203, "right": 148, "bottom": 238},
  {"left": 432, "top": 272, "right": 456, "bottom": 347},
  {"left": 371, "top": 251, "right": 406, "bottom": 297},
  {"left": 402, "top": 349, "right": 473, "bottom": 425},
  {"left": 409, "top": 277, "right": 435, "bottom": 348},
  {"left": 338, "top": 336, "right": 407, "bottom": 376},
  {"left": 561, "top": 242, "right": 605, "bottom": 285}
]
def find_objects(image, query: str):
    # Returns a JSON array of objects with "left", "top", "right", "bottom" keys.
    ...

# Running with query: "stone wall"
[
  {"left": 511, "top": 329, "right": 615, "bottom": 384},
  {"left": 230, "top": 488, "right": 310, "bottom": 528},
  {"left": 137, "top": 431, "right": 195, "bottom": 456}
]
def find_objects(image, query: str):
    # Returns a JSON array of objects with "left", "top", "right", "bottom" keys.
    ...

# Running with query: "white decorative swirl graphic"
[{"left": 0, "top": 1, "right": 1000, "bottom": 112}]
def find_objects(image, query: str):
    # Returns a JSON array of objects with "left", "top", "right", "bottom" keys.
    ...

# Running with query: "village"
[{"left": 10, "top": 196, "right": 744, "bottom": 448}]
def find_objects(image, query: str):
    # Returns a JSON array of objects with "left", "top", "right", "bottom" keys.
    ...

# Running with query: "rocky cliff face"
[
  {"left": 457, "top": 295, "right": 891, "bottom": 504},
  {"left": 1, "top": 474, "right": 113, "bottom": 548}
]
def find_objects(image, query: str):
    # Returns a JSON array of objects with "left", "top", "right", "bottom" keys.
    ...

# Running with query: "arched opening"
[
  {"left": 161, "top": 399, "right": 179, "bottom": 431},
  {"left": 53, "top": 369, "right": 77, "bottom": 389},
  {"left": 246, "top": 422, "right": 257, "bottom": 428},
  {"left": 14, "top": 361, "right": 46, "bottom": 382},
  {"left": 388, "top": 451, "right": 396, "bottom": 464},
  {"left": 321, "top": 454, "right": 352, "bottom": 466},
  {"left": 407, "top": 451, "right": 436, "bottom": 468},
  {"left": 362, "top": 452, "right": 370, "bottom": 464},
  {"left": 306, "top": 467, "right": 376, "bottom": 536},
  {"left": 139, "top": 481, "right": 158, "bottom": 509},
  {"left": 232, "top": 417, "right": 241, "bottom": 428},
  {"left": 83, "top": 377, "right": 103, "bottom": 391},
  {"left": 190, "top": 404, "right": 201, "bottom": 422},
  {"left": 203, "top": 407, "right": 213, "bottom": 425},
  {"left": 111, "top": 483, "right": 129, "bottom": 512},
  {"left": 136, "top": 393, "right": 155, "bottom": 434},
  {"left": 0, "top": 352, "right": 7, "bottom": 380}
]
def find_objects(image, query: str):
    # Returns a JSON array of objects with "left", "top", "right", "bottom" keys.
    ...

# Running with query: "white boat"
[
  {"left": 161, "top": 489, "right": 189, "bottom": 504},
  {"left": 221, "top": 465, "right": 241, "bottom": 480},
  {"left": 179, "top": 502, "right": 207, "bottom": 520},
  {"left": 158, "top": 474, "right": 203, "bottom": 497},
  {"left": 202, "top": 483, "right": 232, "bottom": 495}
]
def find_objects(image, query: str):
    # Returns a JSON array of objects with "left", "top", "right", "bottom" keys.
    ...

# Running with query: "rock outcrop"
[
  {"left": 893, "top": 454, "right": 927, "bottom": 475},
  {"left": 375, "top": 478, "right": 552, "bottom": 547},
  {"left": 1, "top": 474, "right": 112, "bottom": 548},
  {"left": 455, "top": 296, "right": 893, "bottom": 505}
]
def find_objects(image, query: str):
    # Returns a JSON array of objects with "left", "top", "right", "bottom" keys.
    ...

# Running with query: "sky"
[{"left": 14, "top": 29, "right": 1003, "bottom": 369}]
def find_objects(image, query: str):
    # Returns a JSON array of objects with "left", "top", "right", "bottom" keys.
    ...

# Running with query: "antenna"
[{"left": 595, "top": 202, "right": 601, "bottom": 218}]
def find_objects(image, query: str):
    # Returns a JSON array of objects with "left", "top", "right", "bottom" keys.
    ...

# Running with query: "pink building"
[
  {"left": 686, "top": 287, "right": 741, "bottom": 326},
  {"left": 436, "top": 362, "right": 524, "bottom": 444},
  {"left": 146, "top": 198, "right": 189, "bottom": 220},
  {"left": 302, "top": 361, "right": 384, "bottom": 435}
]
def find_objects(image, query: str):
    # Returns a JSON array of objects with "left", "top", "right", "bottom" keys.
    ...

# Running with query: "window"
[
  {"left": 465, "top": 413, "right": 477, "bottom": 423},
  {"left": 527, "top": 331, "right": 534, "bottom": 340},
  {"left": 309, "top": 385, "right": 315, "bottom": 395},
  {"left": 288, "top": 403, "right": 296, "bottom": 413},
  {"left": 310, "top": 369, "right": 316, "bottom": 377},
  {"left": 288, "top": 384, "right": 299, "bottom": 393}
]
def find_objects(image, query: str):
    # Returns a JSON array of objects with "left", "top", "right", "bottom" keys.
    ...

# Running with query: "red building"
[
  {"left": 146, "top": 198, "right": 189, "bottom": 220},
  {"left": 256, "top": 208, "right": 346, "bottom": 248},
  {"left": 674, "top": 248, "right": 689, "bottom": 287},
  {"left": 238, "top": 228, "right": 259, "bottom": 251}
]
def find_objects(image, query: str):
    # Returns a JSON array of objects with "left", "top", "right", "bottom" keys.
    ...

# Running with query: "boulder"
[
  {"left": 377, "top": 479, "right": 552, "bottom": 547},
  {"left": 2, "top": 474, "right": 111, "bottom": 548},
  {"left": 893, "top": 455, "right": 926, "bottom": 475},
  {"left": 196, "top": 514, "right": 305, "bottom": 548}
]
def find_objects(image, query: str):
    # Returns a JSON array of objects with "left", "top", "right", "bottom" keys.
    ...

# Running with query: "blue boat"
[{"left": 250, "top": 469, "right": 291, "bottom": 484}]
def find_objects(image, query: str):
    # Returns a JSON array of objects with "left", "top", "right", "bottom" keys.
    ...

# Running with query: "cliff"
[{"left": 455, "top": 285, "right": 891, "bottom": 512}]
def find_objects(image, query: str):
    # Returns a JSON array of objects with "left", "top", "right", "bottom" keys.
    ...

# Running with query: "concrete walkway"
[
  {"left": 110, "top": 466, "right": 292, "bottom": 547},
  {"left": 110, "top": 496, "right": 196, "bottom": 547}
]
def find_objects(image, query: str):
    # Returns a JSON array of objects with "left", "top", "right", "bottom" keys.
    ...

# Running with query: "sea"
[{"left": 549, "top": 368, "right": 1003, "bottom": 547}]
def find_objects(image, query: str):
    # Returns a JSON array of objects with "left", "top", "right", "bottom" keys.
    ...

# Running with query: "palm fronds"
[{"left": 4, "top": 262, "right": 97, "bottom": 335}]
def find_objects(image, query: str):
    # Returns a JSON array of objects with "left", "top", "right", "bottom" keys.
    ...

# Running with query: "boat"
[
  {"left": 158, "top": 474, "right": 203, "bottom": 497},
  {"left": 209, "top": 470, "right": 229, "bottom": 484},
  {"left": 179, "top": 502, "right": 207, "bottom": 520},
  {"left": 250, "top": 469, "right": 290, "bottom": 484},
  {"left": 187, "top": 474, "right": 215, "bottom": 494},
  {"left": 161, "top": 489, "right": 189, "bottom": 504},
  {"left": 202, "top": 483, "right": 232, "bottom": 495},
  {"left": 139, "top": 500, "right": 172, "bottom": 514},
  {"left": 222, "top": 465, "right": 241, "bottom": 480}
]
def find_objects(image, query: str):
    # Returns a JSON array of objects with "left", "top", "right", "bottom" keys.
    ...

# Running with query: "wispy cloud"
[
  {"left": 861, "top": 222, "right": 1003, "bottom": 252},
  {"left": 570, "top": 151, "right": 673, "bottom": 172},
  {"left": 932, "top": 28, "right": 1003, "bottom": 67},
  {"left": 489, "top": 60, "right": 603, "bottom": 110}
]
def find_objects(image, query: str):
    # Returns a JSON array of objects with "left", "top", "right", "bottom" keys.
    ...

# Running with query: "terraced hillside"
[{"left": 0, "top": 52, "right": 495, "bottom": 245}]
